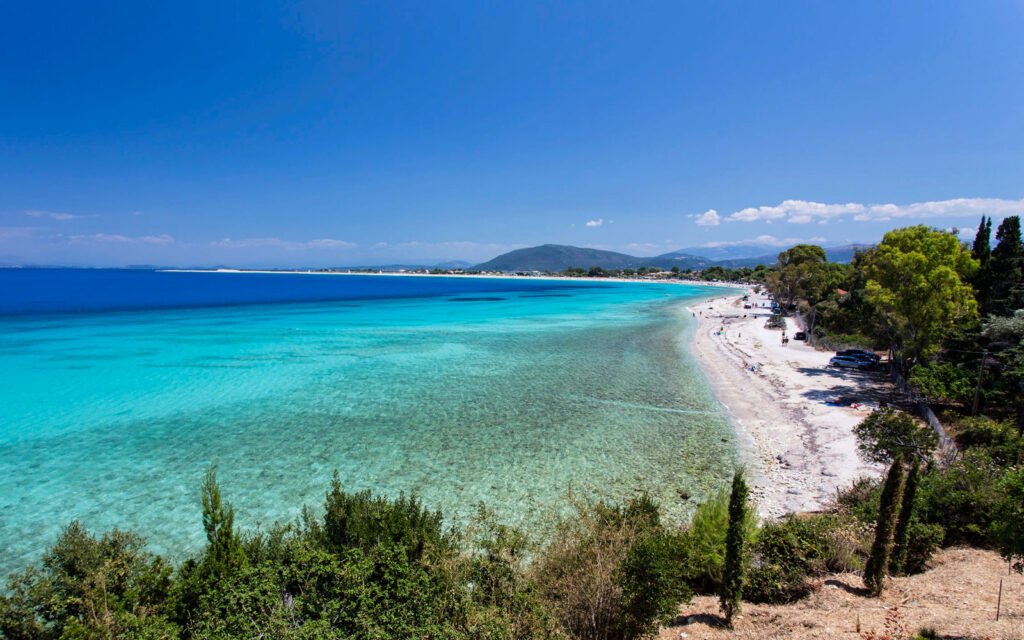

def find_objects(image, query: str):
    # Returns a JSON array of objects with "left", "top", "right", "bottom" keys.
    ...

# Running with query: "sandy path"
[{"left": 689, "top": 292, "right": 887, "bottom": 518}]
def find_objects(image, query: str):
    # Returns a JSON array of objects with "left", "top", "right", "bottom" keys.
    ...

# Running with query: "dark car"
[
  {"left": 829, "top": 355, "right": 874, "bottom": 370},
  {"left": 793, "top": 331, "right": 807, "bottom": 341},
  {"left": 837, "top": 349, "right": 881, "bottom": 363}
]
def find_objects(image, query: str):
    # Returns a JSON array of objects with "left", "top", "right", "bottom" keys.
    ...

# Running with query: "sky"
[{"left": 1, "top": 1, "right": 1023, "bottom": 267}]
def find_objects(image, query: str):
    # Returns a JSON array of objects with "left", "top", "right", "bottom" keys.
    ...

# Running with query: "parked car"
[
  {"left": 793, "top": 331, "right": 807, "bottom": 341},
  {"left": 829, "top": 355, "right": 874, "bottom": 369},
  {"left": 836, "top": 349, "right": 881, "bottom": 363}
]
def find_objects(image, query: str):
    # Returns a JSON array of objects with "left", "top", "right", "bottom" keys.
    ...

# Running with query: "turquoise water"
[{"left": 0, "top": 273, "right": 734, "bottom": 573}]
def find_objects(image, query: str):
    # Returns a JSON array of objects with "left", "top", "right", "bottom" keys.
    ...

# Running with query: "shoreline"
[
  {"left": 159, "top": 267, "right": 748, "bottom": 289},
  {"left": 688, "top": 292, "right": 884, "bottom": 518}
]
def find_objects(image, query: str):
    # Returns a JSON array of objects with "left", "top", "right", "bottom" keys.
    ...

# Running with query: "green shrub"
[
  {"left": 0, "top": 522, "right": 176, "bottom": 640},
  {"left": 679, "top": 488, "right": 758, "bottom": 593},
  {"left": 952, "top": 416, "right": 1024, "bottom": 465},
  {"left": 321, "top": 472, "right": 450, "bottom": 561},
  {"left": 908, "top": 362, "right": 975, "bottom": 406},
  {"left": 533, "top": 495, "right": 690, "bottom": 640},
  {"left": 916, "top": 449, "right": 1006, "bottom": 546},
  {"left": 901, "top": 521, "right": 944, "bottom": 575},
  {"left": 745, "top": 514, "right": 863, "bottom": 604}
]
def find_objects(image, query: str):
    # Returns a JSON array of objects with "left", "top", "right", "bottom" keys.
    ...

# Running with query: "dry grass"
[{"left": 658, "top": 547, "right": 1024, "bottom": 640}]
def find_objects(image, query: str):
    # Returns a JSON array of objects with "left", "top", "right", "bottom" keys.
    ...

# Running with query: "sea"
[{"left": 0, "top": 268, "right": 736, "bottom": 574}]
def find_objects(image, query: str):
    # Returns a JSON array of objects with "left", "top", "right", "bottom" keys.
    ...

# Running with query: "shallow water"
[{"left": 0, "top": 270, "right": 735, "bottom": 573}]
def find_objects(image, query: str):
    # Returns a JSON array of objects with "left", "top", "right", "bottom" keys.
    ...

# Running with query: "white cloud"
[
  {"left": 723, "top": 197, "right": 1024, "bottom": 225},
  {"left": 24, "top": 210, "right": 76, "bottom": 221},
  {"left": 585, "top": 218, "right": 604, "bottom": 228},
  {"left": 69, "top": 233, "right": 174, "bottom": 245},
  {"left": 702, "top": 234, "right": 828, "bottom": 248},
  {"left": 211, "top": 237, "right": 355, "bottom": 250},
  {"left": 694, "top": 209, "right": 721, "bottom": 226}
]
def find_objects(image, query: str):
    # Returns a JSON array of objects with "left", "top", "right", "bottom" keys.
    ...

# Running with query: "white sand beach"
[{"left": 689, "top": 292, "right": 888, "bottom": 518}]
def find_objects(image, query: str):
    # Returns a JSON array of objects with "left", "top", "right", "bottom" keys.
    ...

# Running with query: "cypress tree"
[
  {"left": 972, "top": 216, "right": 992, "bottom": 264},
  {"left": 719, "top": 469, "right": 749, "bottom": 625},
  {"left": 973, "top": 216, "right": 993, "bottom": 313},
  {"left": 864, "top": 455, "right": 906, "bottom": 596},
  {"left": 989, "top": 216, "right": 1024, "bottom": 316},
  {"left": 890, "top": 457, "right": 921, "bottom": 575}
]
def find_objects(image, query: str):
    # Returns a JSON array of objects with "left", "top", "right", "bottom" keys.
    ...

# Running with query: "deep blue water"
[{"left": 0, "top": 268, "right": 606, "bottom": 316}]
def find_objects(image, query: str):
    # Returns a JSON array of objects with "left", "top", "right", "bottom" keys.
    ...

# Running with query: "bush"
[
  {"left": 533, "top": 495, "right": 690, "bottom": 640},
  {"left": 908, "top": 362, "right": 975, "bottom": 406},
  {"left": 746, "top": 514, "right": 864, "bottom": 604},
  {"left": 952, "top": 416, "right": 1023, "bottom": 465},
  {"left": 916, "top": 449, "right": 1006, "bottom": 547},
  {"left": 321, "top": 472, "right": 450, "bottom": 561},
  {"left": 0, "top": 522, "right": 176, "bottom": 640},
  {"left": 854, "top": 409, "right": 938, "bottom": 465},
  {"left": 679, "top": 489, "right": 758, "bottom": 593},
  {"left": 901, "top": 521, "right": 944, "bottom": 575}
]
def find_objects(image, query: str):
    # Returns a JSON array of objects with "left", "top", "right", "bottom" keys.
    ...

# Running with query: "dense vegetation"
[{"left": 3, "top": 220, "right": 1023, "bottom": 638}]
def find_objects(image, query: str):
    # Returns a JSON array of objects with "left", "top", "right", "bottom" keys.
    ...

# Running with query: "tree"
[
  {"left": 854, "top": 408, "right": 939, "bottom": 465},
  {"left": 200, "top": 466, "right": 247, "bottom": 578},
  {"left": 983, "top": 310, "right": 1024, "bottom": 434},
  {"left": 719, "top": 469, "right": 749, "bottom": 625},
  {"left": 890, "top": 457, "right": 921, "bottom": 575},
  {"left": 987, "top": 216, "right": 1024, "bottom": 316},
  {"left": 864, "top": 456, "right": 907, "bottom": 596},
  {"left": 860, "top": 225, "right": 978, "bottom": 369},
  {"left": 972, "top": 216, "right": 994, "bottom": 313},
  {"left": 972, "top": 216, "right": 992, "bottom": 265},
  {"left": 767, "top": 244, "right": 828, "bottom": 311}
]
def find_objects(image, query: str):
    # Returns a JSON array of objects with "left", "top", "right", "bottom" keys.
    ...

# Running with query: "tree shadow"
[
  {"left": 667, "top": 612, "right": 728, "bottom": 628},
  {"left": 824, "top": 578, "right": 872, "bottom": 597}
]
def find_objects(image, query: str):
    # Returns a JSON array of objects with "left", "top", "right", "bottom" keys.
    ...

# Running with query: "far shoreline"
[{"left": 159, "top": 267, "right": 749, "bottom": 290}]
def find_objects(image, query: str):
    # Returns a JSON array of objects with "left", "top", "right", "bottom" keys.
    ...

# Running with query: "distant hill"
[
  {"left": 474, "top": 242, "right": 874, "bottom": 272},
  {"left": 475, "top": 244, "right": 663, "bottom": 272}
]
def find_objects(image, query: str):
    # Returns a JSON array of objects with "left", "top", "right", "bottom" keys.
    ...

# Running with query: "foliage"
[
  {"left": 719, "top": 470, "right": 749, "bottom": 625},
  {"left": 746, "top": 514, "right": 863, "bottom": 604},
  {"left": 982, "top": 311, "right": 1024, "bottom": 434},
  {"left": 860, "top": 225, "right": 978, "bottom": 369},
  {"left": 679, "top": 487, "right": 758, "bottom": 593},
  {"left": 890, "top": 458, "right": 920, "bottom": 575},
  {"left": 320, "top": 471, "right": 449, "bottom": 561},
  {"left": 995, "top": 468, "right": 1024, "bottom": 573},
  {"left": 0, "top": 522, "right": 176, "bottom": 640},
  {"left": 533, "top": 495, "right": 690, "bottom": 640},
  {"left": 951, "top": 416, "right": 1023, "bottom": 465},
  {"left": 907, "top": 362, "right": 975, "bottom": 407},
  {"left": 766, "top": 244, "right": 829, "bottom": 310},
  {"left": 915, "top": 449, "right": 1005, "bottom": 547},
  {"left": 854, "top": 408, "right": 938, "bottom": 465},
  {"left": 864, "top": 456, "right": 906, "bottom": 596},
  {"left": 986, "top": 216, "right": 1024, "bottom": 316}
]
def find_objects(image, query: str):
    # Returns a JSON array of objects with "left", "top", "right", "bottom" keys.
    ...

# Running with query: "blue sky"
[{"left": 2, "top": 1, "right": 1023, "bottom": 267}]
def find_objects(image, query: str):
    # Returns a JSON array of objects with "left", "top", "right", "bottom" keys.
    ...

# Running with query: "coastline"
[
  {"left": 688, "top": 292, "right": 884, "bottom": 518},
  {"left": 160, "top": 268, "right": 748, "bottom": 289}
]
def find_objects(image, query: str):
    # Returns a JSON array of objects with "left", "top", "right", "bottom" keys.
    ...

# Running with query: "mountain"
[
  {"left": 474, "top": 244, "right": 660, "bottom": 272},
  {"left": 474, "top": 242, "right": 875, "bottom": 273},
  {"left": 661, "top": 244, "right": 781, "bottom": 261}
]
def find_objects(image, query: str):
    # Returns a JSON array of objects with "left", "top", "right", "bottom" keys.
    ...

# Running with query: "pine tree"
[
  {"left": 719, "top": 469, "right": 749, "bottom": 625},
  {"left": 890, "top": 457, "right": 921, "bottom": 575},
  {"left": 864, "top": 456, "right": 907, "bottom": 596},
  {"left": 200, "top": 465, "right": 247, "bottom": 578},
  {"left": 989, "top": 216, "right": 1024, "bottom": 316}
]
